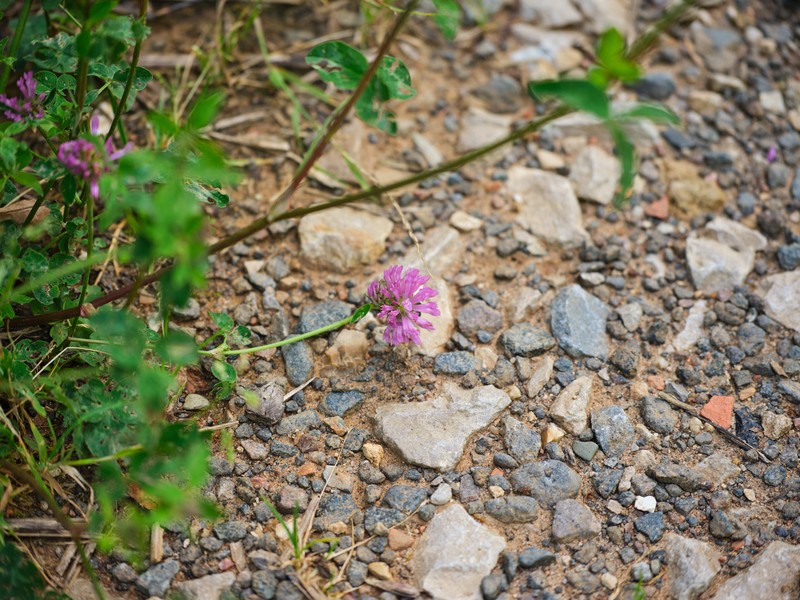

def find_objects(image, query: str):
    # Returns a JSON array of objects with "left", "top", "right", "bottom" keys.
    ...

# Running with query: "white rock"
[
  {"left": 618, "top": 302, "right": 643, "bottom": 332},
  {"left": 634, "top": 496, "right": 657, "bottom": 513},
  {"left": 760, "top": 271, "right": 800, "bottom": 333},
  {"left": 549, "top": 376, "right": 593, "bottom": 435},
  {"left": 572, "top": 0, "right": 634, "bottom": 35},
  {"left": 673, "top": 300, "right": 707, "bottom": 352},
  {"left": 414, "top": 504, "right": 506, "bottom": 600},
  {"left": 762, "top": 412, "right": 793, "bottom": 440},
  {"left": 710, "top": 542, "right": 800, "bottom": 600},
  {"left": 403, "top": 226, "right": 465, "bottom": 276},
  {"left": 508, "top": 166, "right": 589, "bottom": 247},
  {"left": 760, "top": 90, "right": 786, "bottom": 114},
  {"left": 519, "top": 0, "right": 583, "bottom": 27},
  {"left": 509, "top": 286, "right": 543, "bottom": 323},
  {"left": 527, "top": 356, "right": 555, "bottom": 398},
  {"left": 412, "top": 133, "right": 444, "bottom": 167},
  {"left": 457, "top": 107, "right": 512, "bottom": 152},
  {"left": 601, "top": 573, "right": 618, "bottom": 590},
  {"left": 173, "top": 572, "right": 236, "bottom": 600},
  {"left": 299, "top": 207, "right": 393, "bottom": 273},
  {"left": 569, "top": 146, "right": 621, "bottom": 205},
  {"left": 183, "top": 393, "right": 210, "bottom": 410},
  {"left": 430, "top": 483, "right": 453, "bottom": 505},
  {"left": 240, "top": 440, "right": 268, "bottom": 461},
  {"left": 375, "top": 384, "right": 511, "bottom": 471},
  {"left": 695, "top": 453, "right": 740, "bottom": 488},
  {"left": 413, "top": 276, "right": 454, "bottom": 358},
  {"left": 686, "top": 237, "right": 753, "bottom": 293},
  {"left": 449, "top": 210, "right": 483, "bottom": 232},
  {"left": 705, "top": 217, "right": 767, "bottom": 253},
  {"left": 664, "top": 533, "right": 722, "bottom": 600}
]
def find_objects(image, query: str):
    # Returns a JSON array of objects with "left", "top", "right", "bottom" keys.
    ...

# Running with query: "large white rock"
[
  {"left": 519, "top": 0, "right": 583, "bottom": 27},
  {"left": 549, "top": 375, "right": 593, "bottom": 435},
  {"left": 569, "top": 146, "right": 621, "bottom": 205},
  {"left": 710, "top": 542, "right": 800, "bottom": 600},
  {"left": 663, "top": 533, "right": 721, "bottom": 600},
  {"left": 414, "top": 276, "right": 454, "bottom": 358},
  {"left": 573, "top": 0, "right": 634, "bottom": 35},
  {"left": 414, "top": 504, "right": 506, "bottom": 600},
  {"left": 508, "top": 166, "right": 589, "bottom": 247},
  {"left": 457, "top": 107, "right": 512, "bottom": 152},
  {"left": 760, "top": 271, "right": 800, "bottom": 333},
  {"left": 299, "top": 207, "right": 392, "bottom": 273},
  {"left": 403, "top": 226, "right": 465, "bottom": 276},
  {"left": 687, "top": 217, "right": 765, "bottom": 293},
  {"left": 375, "top": 383, "right": 511, "bottom": 470}
]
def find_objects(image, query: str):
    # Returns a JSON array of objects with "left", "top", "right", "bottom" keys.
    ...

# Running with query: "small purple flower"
[
  {"left": 367, "top": 265, "right": 440, "bottom": 346},
  {"left": 0, "top": 71, "right": 45, "bottom": 122},
  {"left": 58, "top": 117, "right": 132, "bottom": 199},
  {"left": 767, "top": 146, "right": 778, "bottom": 163}
]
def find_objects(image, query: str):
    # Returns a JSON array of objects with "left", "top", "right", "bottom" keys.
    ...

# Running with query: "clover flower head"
[
  {"left": 0, "top": 71, "right": 46, "bottom": 122},
  {"left": 57, "top": 117, "right": 132, "bottom": 199},
  {"left": 367, "top": 265, "right": 440, "bottom": 346}
]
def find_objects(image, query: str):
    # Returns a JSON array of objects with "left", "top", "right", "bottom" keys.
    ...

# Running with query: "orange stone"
[
  {"left": 646, "top": 375, "right": 665, "bottom": 391},
  {"left": 700, "top": 395, "right": 734, "bottom": 429},
  {"left": 644, "top": 195, "right": 669, "bottom": 220},
  {"left": 387, "top": 528, "right": 415, "bottom": 551},
  {"left": 490, "top": 467, "right": 504, "bottom": 477},
  {"left": 297, "top": 463, "right": 317, "bottom": 477}
]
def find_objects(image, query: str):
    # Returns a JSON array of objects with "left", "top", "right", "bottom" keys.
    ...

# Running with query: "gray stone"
[
  {"left": 320, "top": 390, "right": 364, "bottom": 417},
  {"left": 214, "top": 521, "right": 247, "bottom": 541},
  {"left": 457, "top": 300, "right": 503, "bottom": 337},
  {"left": 591, "top": 406, "right": 634, "bottom": 457},
  {"left": 640, "top": 396, "right": 679, "bottom": 434},
  {"left": 281, "top": 341, "right": 314, "bottom": 386},
  {"left": 246, "top": 381, "right": 285, "bottom": 425},
  {"left": 647, "top": 461, "right": 708, "bottom": 492},
  {"left": 508, "top": 167, "right": 589, "bottom": 247},
  {"left": 527, "top": 356, "right": 554, "bottom": 398},
  {"left": 503, "top": 416, "right": 541, "bottom": 463},
  {"left": 551, "top": 285, "right": 609, "bottom": 359},
  {"left": 510, "top": 460, "right": 581, "bottom": 507},
  {"left": 634, "top": 511, "right": 664, "bottom": 542},
  {"left": 135, "top": 559, "right": 180, "bottom": 597},
  {"left": 779, "top": 379, "right": 800, "bottom": 403},
  {"left": 617, "top": 303, "right": 643, "bottom": 331},
  {"left": 241, "top": 439, "right": 268, "bottom": 461},
  {"left": 383, "top": 485, "right": 428, "bottom": 514},
  {"left": 572, "top": 0, "right": 633, "bottom": 35},
  {"left": 364, "top": 507, "right": 406, "bottom": 534},
  {"left": 174, "top": 298, "right": 201, "bottom": 320},
  {"left": 174, "top": 572, "right": 236, "bottom": 600},
  {"left": 251, "top": 570, "right": 277, "bottom": 600},
  {"left": 592, "top": 468, "right": 623, "bottom": 499},
  {"left": 314, "top": 493, "right": 358, "bottom": 530},
  {"left": 572, "top": 440, "right": 599, "bottom": 461},
  {"left": 686, "top": 223, "right": 760, "bottom": 293},
  {"left": 551, "top": 499, "right": 601, "bottom": 543},
  {"left": 183, "top": 393, "right": 210, "bottom": 410},
  {"left": 472, "top": 74, "right": 524, "bottom": 114},
  {"left": 499, "top": 323, "right": 555, "bottom": 358},
  {"left": 375, "top": 383, "right": 511, "bottom": 471},
  {"left": 519, "top": 547, "right": 556, "bottom": 569},
  {"left": 761, "top": 272, "right": 800, "bottom": 333},
  {"left": 458, "top": 107, "right": 512, "bottom": 153},
  {"left": 663, "top": 534, "right": 721, "bottom": 600},
  {"left": 299, "top": 207, "right": 393, "bottom": 273},
  {"left": 691, "top": 26, "right": 742, "bottom": 73},
  {"left": 520, "top": 0, "right": 583, "bottom": 27},
  {"left": 631, "top": 73, "right": 676, "bottom": 100},
  {"left": 275, "top": 410, "right": 321, "bottom": 435},
  {"left": 276, "top": 485, "right": 309, "bottom": 513},
  {"left": 569, "top": 146, "right": 620, "bottom": 205},
  {"left": 549, "top": 375, "right": 593, "bottom": 435},
  {"left": 484, "top": 496, "right": 539, "bottom": 523},
  {"left": 695, "top": 453, "right": 740, "bottom": 488},
  {"left": 298, "top": 301, "right": 352, "bottom": 334},
  {"left": 710, "top": 541, "right": 800, "bottom": 600},
  {"left": 434, "top": 351, "right": 480, "bottom": 375},
  {"left": 413, "top": 504, "right": 506, "bottom": 600},
  {"left": 111, "top": 563, "right": 137, "bottom": 583}
]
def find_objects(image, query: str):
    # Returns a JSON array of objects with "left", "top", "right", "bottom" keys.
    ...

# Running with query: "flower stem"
[{"left": 0, "top": 0, "right": 33, "bottom": 92}]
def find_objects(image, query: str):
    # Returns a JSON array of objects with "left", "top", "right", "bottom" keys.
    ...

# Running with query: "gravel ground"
[{"left": 81, "top": 0, "right": 800, "bottom": 599}]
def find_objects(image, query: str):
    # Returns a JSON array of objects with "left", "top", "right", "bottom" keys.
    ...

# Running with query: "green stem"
[
  {"left": 61, "top": 444, "right": 144, "bottom": 467},
  {"left": 202, "top": 311, "right": 363, "bottom": 357},
  {"left": 0, "top": 0, "right": 33, "bottom": 91},
  {"left": 107, "top": 0, "right": 149, "bottom": 142}
]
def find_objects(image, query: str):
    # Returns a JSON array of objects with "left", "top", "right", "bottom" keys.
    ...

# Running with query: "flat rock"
[
  {"left": 458, "top": 107, "right": 512, "bottom": 153},
  {"left": 414, "top": 276, "right": 454, "bottom": 358},
  {"left": 710, "top": 541, "right": 800, "bottom": 600},
  {"left": 527, "top": 356, "right": 554, "bottom": 398},
  {"left": 375, "top": 383, "right": 511, "bottom": 470},
  {"left": 694, "top": 453, "right": 740, "bottom": 488},
  {"left": 413, "top": 504, "right": 506, "bottom": 600},
  {"left": 664, "top": 534, "right": 721, "bottom": 600},
  {"left": 298, "top": 301, "right": 352, "bottom": 334},
  {"left": 551, "top": 499, "right": 601, "bottom": 543},
  {"left": 458, "top": 300, "right": 503, "bottom": 337},
  {"left": 403, "top": 226, "right": 466, "bottom": 275},
  {"left": 550, "top": 285, "right": 609, "bottom": 359},
  {"left": 183, "top": 393, "right": 210, "bottom": 410},
  {"left": 760, "top": 271, "right": 800, "bottom": 333},
  {"left": 499, "top": 323, "right": 555, "bottom": 357},
  {"left": 591, "top": 406, "right": 634, "bottom": 457},
  {"left": 484, "top": 496, "right": 539, "bottom": 523},
  {"left": 503, "top": 415, "right": 541, "bottom": 463},
  {"left": 640, "top": 396, "right": 679, "bottom": 434},
  {"left": 299, "top": 207, "right": 393, "bottom": 273},
  {"left": 173, "top": 572, "right": 236, "bottom": 600},
  {"left": 510, "top": 460, "right": 581, "bottom": 507},
  {"left": 549, "top": 376, "right": 593, "bottom": 435},
  {"left": 647, "top": 461, "right": 708, "bottom": 492},
  {"left": 569, "top": 146, "right": 620, "bottom": 205},
  {"left": 314, "top": 493, "right": 359, "bottom": 531},
  {"left": 520, "top": 0, "right": 583, "bottom": 28},
  {"left": 686, "top": 218, "right": 764, "bottom": 293},
  {"left": 508, "top": 167, "right": 589, "bottom": 247},
  {"left": 136, "top": 559, "right": 180, "bottom": 597}
]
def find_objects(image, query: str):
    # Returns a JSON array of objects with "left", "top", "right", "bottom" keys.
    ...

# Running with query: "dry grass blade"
[
  {"left": 365, "top": 578, "right": 420, "bottom": 598},
  {"left": 0, "top": 199, "right": 50, "bottom": 225},
  {"left": 2, "top": 518, "right": 91, "bottom": 540},
  {"left": 207, "top": 131, "right": 290, "bottom": 152}
]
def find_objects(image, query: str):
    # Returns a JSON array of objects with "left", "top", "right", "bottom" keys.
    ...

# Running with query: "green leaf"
[
  {"left": 433, "top": 0, "right": 461, "bottom": 40},
  {"left": 113, "top": 66, "right": 152, "bottom": 91},
  {"left": 61, "top": 174, "right": 77, "bottom": 205},
  {"left": 610, "top": 125, "right": 635, "bottom": 208},
  {"left": 211, "top": 360, "right": 236, "bottom": 383},
  {"left": 306, "top": 41, "right": 369, "bottom": 90},
  {"left": 350, "top": 304, "right": 372, "bottom": 323},
  {"left": 209, "top": 311, "right": 233, "bottom": 331},
  {"left": 595, "top": 27, "right": 641, "bottom": 84},
  {"left": 616, "top": 103, "right": 680, "bottom": 125},
  {"left": 528, "top": 79, "right": 610, "bottom": 119},
  {"left": 89, "top": 309, "right": 147, "bottom": 372},
  {"left": 11, "top": 171, "right": 42, "bottom": 195},
  {"left": 155, "top": 331, "right": 198, "bottom": 367},
  {"left": 21, "top": 248, "right": 48, "bottom": 273},
  {"left": 188, "top": 91, "right": 225, "bottom": 130}
]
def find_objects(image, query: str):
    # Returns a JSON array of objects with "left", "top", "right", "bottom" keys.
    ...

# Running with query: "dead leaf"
[{"left": 0, "top": 199, "right": 50, "bottom": 225}]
